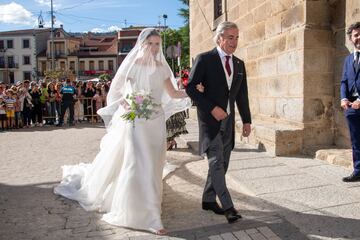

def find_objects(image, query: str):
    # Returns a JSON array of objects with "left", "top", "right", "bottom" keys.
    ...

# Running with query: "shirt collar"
[{"left": 216, "top": 46, "right": 232, "bottom": 60}]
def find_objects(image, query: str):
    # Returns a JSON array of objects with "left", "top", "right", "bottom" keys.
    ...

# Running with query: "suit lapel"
[
  {"left": 229, "top": 57, "right": 240, "bottom": 95},
  {"left": 356, "top": 59, "right": 360, "bottom": 75},
  {"left": 351, "top": 53, "right": 357, "bottom": 75},
  {"left": 351, "top": 54, "right": 360, "bottom": 79},
  {"left": 349, "top": 54, "right": 360, "bottom": 94}
]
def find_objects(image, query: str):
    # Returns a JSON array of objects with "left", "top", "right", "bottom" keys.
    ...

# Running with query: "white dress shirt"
[
  {"left": 354, "top": 50, "right": 360, "bottom": 64},
  {"left": 216, "top": 46, "right": 234, "bottom": 114}
]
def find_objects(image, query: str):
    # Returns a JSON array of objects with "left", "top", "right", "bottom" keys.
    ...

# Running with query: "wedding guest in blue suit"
[{"left": 341, "top": 22, "right": 360, "bottom": 182}]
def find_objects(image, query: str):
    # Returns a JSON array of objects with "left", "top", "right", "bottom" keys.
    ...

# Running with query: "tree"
[
  {"left": 44, "top": 70, "right": 75, "bottom": 81},
  {"left": 177, "top": 0, "right": 189, "bottom": 68},
  {"left": 178, "top": 0, "right": 189, "bottom": 24},
  {"left": 99, "top": 73, "right": 111, "bottom": 82},
  {"left": 160, "top": 0, "right": 189, "bottom": 73}
]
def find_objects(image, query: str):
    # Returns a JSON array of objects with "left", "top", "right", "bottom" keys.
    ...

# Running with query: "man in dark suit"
[
  {"left": 341, "top": 22, "right": 360, "bottom": 182},
  {"left": 186, "top": 21, "right": 251, "bottom": 223}
]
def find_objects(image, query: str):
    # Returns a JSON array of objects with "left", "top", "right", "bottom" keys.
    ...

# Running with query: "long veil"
[{"left": 97, "top": 28, "right": 191, "bottom": 130}]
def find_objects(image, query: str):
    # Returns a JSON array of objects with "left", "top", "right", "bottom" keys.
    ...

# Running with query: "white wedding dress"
[{"left": 54, "top": 64, "right": 178, "bottom": 232}]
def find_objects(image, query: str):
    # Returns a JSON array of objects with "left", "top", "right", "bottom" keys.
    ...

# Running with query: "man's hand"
[
  {"left": 351, "top": 100, "right": 360, "bottom": 109},
  {"left": 196, "top": 82, "right": 204, "bottom": 93},
  {"left": 341, "top": 99, "right": 351, "bottom": 110},
  {"left": 242, "top": 123, "right": 251, "bottom": 137},
  {"left": 211, "top": 106, "right": 227, "bottom": 121}
]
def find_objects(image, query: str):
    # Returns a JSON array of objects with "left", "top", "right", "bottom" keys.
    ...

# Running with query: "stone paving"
[{"left": 0, "top": 124, "right": 307, "bottom": 240}]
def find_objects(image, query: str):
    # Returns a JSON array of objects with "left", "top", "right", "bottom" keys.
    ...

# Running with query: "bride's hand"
[
  {"left": 120, "top": 99, "right": 131, "bottom": 110},
  {"left": 196, "top": 83, "right": 204, "bottom": 93}
]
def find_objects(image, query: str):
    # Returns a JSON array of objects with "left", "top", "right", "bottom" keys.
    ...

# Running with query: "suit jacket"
[
  {"left": 186, "top": 48, "right": 251, "bottom": 154},
  {"left": 341, "top": 53, "right": 360, "bottom": 102}
]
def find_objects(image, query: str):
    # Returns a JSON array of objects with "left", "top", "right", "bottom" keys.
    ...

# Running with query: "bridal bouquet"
[{"left": 121, "top": 91, "right": 159, "bottom": 126}]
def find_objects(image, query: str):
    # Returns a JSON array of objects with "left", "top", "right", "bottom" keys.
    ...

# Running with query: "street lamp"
[
  {"left": 162, "top": 14, "right": 167, "bottom": 53},
  {"left": 50, "top": 0, "right": 55, "bottom": 71}
]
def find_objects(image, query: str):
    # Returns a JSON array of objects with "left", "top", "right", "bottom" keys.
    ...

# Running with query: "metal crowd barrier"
[{"left": 42, "top": 97, "right": 103, "bottom": 124}]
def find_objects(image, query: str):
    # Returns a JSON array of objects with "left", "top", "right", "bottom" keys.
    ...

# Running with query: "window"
[
  {"left": 7, "top": 39, "right": 13, "bottom": 49},
  {"left": 7, "top": 56, "right": 14, "bottom": 68},
  {"left": 9, "top": 72, "right": 15, "bottom": 83},
  {"left": 89, "top": 60, "right": 95, "bottom": 70},
  {"left": 69, "top": 61, "right": 75, "bottom": 71},
  {"left": 23, "top": 39, "right": 30, "bottom": 48},
  {"left": 23, "top": 71, "right": 31, "bottom": 81},
  {"left": 60, "top": 61, "right": 65, "bottom": 70},
  {"left": 0, "top": 57, "right": 4, "bottom": 68},
  {"left": 79, "top": 61, "right": 85, "bottom": 71},
  {"left": 0, "top": 40, "right": 4, "bottom": 49},
  {"left": 214, "top": 0, "right": 223, "bottom": 19},
  {"left": 41, "top": 61, "right": 46, "bottom": 73},
  {"left": 108, "top": 60, "right": 114, "bottom": 71},
  {"left": 54, "top": 42, "right": 65, "bottom": 56},
  {"left": 23, "top": 56, "right": 31, "bottom": 65},
  {"left": 121, "top": 43, "right": 133, "bottom": 53},
  {"left": 99, "top": 60, "right": 104, "bottom": 70}
]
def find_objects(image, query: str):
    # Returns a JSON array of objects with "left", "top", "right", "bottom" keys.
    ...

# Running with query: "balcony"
[
  {"left": 47, "top": 51, "right": 67, "bottom": 58},
  {"left": 8, "top": 62, "right": 19, "bottom": 68},
  {"left": 0, "top": 62, "right": 19, "bottom": 69}
]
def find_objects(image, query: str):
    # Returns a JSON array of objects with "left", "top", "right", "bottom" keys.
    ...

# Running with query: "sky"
[{"left": 0, "top": 0, "right": 187, "bottom": 33}]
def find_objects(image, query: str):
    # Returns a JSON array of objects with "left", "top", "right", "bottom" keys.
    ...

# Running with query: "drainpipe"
[{"left": 224, "top": 0, "right": 228, "bottom": 21}]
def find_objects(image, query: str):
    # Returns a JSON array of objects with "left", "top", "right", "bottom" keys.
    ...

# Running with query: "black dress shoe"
[
  {"left": 231, "top": 208, "right": 242, "bottom": 219},
  {"left": 202, "top": 202, "right": 224, "bottom": 215},
  {"left": 224, "top": 207, "right": 240, "bottom": 224},
  {"left": 342, "top": 173, "right": 360, "bottom": 182}
]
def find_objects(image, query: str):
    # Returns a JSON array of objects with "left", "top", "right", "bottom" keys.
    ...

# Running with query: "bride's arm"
[{"left": 164, "top": 78, "right": 187, "bottom": 99}]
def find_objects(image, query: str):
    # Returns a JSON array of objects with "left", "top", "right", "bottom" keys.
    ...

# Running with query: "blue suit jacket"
[{"left": 341, "top": 53, "right": 360, "bottom": 101}]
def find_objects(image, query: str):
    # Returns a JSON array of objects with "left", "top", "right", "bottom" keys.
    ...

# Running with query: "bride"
[{"left": 54, "top": 28, "right": 191, "bottom": 235}]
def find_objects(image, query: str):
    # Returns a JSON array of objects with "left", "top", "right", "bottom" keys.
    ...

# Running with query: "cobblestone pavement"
[{"left": 0, "top": 125, "right": 307, "bottom": 239}]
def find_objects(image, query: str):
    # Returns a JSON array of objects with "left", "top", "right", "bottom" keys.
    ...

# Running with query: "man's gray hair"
[{"left": 213, "top": 21, "right": 238, "bottom": 45}]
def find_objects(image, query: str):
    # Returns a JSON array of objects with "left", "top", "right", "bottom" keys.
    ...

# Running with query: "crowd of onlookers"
[
  {"left": 0, "top": 78, "right": 111, "bottom": 131},
  {"left": 0, "top": 68, "right": 190, "bottom": 132}
]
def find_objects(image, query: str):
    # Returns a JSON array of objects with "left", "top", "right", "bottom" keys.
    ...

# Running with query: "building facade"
[
  {"left": 0, "top": 28, "right": 51, "bottom": 83},
  {"left": 37, "top": 28, "right": 118, "bottom": 80},
  {"left": 37, "top": 28, "right": 80, "bottom": 77},
  {"left": 190, "top": 0, "right": 360, "bottom": 156},
  {"left": 76, "top": 33, "right": 118, "bottom": 79}
]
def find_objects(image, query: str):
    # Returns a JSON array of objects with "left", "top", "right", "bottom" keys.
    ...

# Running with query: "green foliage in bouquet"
[{"left": 121, "top": 91, "right": 159, "bottom": 126}]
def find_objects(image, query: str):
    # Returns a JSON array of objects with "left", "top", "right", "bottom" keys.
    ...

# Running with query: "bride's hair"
[
  {"left": 146, "top": 30, "right": 160, "bottom": 39},
  {"left": 138, "top": 29, "right": 160, "bottom": 46}
]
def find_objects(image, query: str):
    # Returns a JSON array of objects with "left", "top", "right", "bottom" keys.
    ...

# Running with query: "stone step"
[
  {"left": 188, "top": 107, "right": 303, "bottom": 156},
  {"left": 315, "top": 148, "right": 352, "bottom": 169},
  {"left": 237, "top": 119, "right": 303, "bottom": 157}
]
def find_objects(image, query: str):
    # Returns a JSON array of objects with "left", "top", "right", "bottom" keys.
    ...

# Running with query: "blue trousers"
[{"left": 345, "top": 108, "right": 360, "bottom": 175}]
